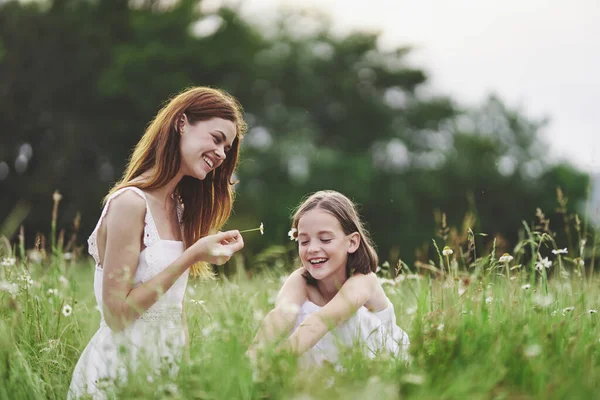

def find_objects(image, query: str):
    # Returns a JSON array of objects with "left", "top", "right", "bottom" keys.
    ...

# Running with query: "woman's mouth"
[{"left": 203, "top": 155, "right": 214, "bottom": 169}]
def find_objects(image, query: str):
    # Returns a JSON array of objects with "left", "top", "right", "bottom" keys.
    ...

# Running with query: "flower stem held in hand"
[{"left": 239, "top": 222, "right": 264, "bottom": 235}]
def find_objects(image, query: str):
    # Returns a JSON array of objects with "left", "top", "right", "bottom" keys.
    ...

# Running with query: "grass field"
[{"left": 1, "top": 224, "right": 600, "bottom": 399}]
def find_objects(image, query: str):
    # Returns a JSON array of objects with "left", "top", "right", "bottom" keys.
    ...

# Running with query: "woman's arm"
[
  {"left": 101, "top": 192, "right": 243, "bottom": 332},
  {"left": 249, "top": 268, "right": 308, "bottom": 351},
  {"left": 281, "top": 273, "right": 376, "bottom": 355}
]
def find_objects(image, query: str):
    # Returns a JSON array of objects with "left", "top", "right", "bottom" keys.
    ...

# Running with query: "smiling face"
[
  {"left": 179, "top": 117, "right": 237, "bottom": 180},
  {"left": 297, "top": 208, "right": 359, "bottom": 283}
]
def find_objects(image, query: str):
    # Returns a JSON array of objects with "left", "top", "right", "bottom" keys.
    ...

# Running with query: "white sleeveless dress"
[
  {"left": 68, "top": 187, "right": 189, "bottom": 399},
  {"left": 294, "top": 299, "right": 410, "bottom": 366}
]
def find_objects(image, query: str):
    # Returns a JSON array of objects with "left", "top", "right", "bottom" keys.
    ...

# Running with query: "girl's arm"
[
  {"left": 281, "top": 273, "right": 377, "bottom": 355},
  {"left": 249, "top": 268, "right": 308, "bottom": 351},
  {"left": 101, "top": 191, "right": 243, "bottom": 332}
]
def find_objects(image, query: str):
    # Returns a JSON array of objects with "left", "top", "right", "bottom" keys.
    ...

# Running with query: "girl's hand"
[{"left": 188, "top": 230, "right": 244, "bottom": 265}]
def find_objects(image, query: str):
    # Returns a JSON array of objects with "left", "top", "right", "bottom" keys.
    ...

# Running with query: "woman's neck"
[{"left": 137, "top": 169, "right": 183, "bottom": 204}]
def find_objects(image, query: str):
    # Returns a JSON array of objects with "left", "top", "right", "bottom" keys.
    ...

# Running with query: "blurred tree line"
[{"left": 0, "top": 0, "right": 591, "bottom": 271}]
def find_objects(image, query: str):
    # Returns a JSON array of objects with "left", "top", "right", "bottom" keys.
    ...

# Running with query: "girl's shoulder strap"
[{"left": 87, "top": 187, "right": 159, "bottom": 265}]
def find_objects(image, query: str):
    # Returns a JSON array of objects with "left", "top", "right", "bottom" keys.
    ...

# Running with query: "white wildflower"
[
  {"left": 587, "top": 309, "right": 597, "bottom": 314},
  {"left": 0, "top": 281, "right": 19, "bottom": 297},
  {"left": 562, "top": 306, "right": 575, "bottom": 313},
  {"left": 288, "top": 228, "right": 298, "bottom": 241},
  {"left": 1, "top": 257, "right": 16, "bottom": 267},
  {"left": 190, "top": 299, "right": 205, "bottom": 305},
  {"left": 62, "top": 304, "right": 73, "bottom": 317},
  {"left": 442, "top": 246, "right": 453, "bottom": 256},
  {"left": 58, "top": 275, "right": 69, "bottom": 287},
  {"left": 499, "top": 253, "right": 514, "bottom": 263},
  {"left": 551, "top": 248, "right": 568, "bottom": 255},
  {"left": 533, "top": 293, "right": 554, "bottom": 308},
  {"left": 63, "top": 252, "right": 72, "bottom": 261},
  {"left": 18, "top": 273, "right": 34, "bottom": 286},
  {"left": 436, "top": 323, "right": 444, "bottom": 331},
  {"left": 535, "top": 257, "right": 552, "bottom": 271},
  {"left": 521, "top": 284, "right": 531, "bottom": 290},
  {"left": 406, "top": 306, "right": 417, "bottom": 315},
  {"left": 47, "top": 288, "right": 58, "bottom": 296},
  {"left": 485, "top": 296, "right": 493, "bottom": 304},
  {"left": 524, "top": 344, "right": 542, "bottom": 358},
  {"left": 259, "top": 222, "right": 264, "bottom": 235}
]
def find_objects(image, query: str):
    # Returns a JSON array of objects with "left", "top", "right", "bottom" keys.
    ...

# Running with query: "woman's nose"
[{"left": 214, "top": 147, "right": 226, "bottom": 160}]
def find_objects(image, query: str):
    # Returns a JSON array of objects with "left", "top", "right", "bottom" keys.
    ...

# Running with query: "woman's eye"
[
  {"left": 299, "top": 241, "right": 309, "bottom": 246},
  {"left": 321, "top": 239, "right": 332, "bottom": 243}
]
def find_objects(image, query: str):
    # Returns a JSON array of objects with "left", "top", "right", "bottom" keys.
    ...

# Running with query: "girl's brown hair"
[
  {"left": 107, "top": 86, "right": 247, "bottom": 277},
  {"left": 290, "top": 190, "right": 378, "bottom": 285}
]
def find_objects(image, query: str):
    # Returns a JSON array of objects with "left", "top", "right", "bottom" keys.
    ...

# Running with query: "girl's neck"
[{"left": 316, "top": 268, "right": 348, "bottom": 303}]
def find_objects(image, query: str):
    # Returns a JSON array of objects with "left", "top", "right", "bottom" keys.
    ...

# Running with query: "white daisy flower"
[
  {"left": 499, "top": 253, "right": 514, "bottom": 263},
  {"left": 521, "top": 283, "right": 531, "bottom": 290},
  {"left": 551, "top": 248, "right": 568, "bottom": 255},
  {"left": 288, "top": 228, "right": 298, "bottom": 241},
  {"left": 62, "top": 304, "right": 73, "bottom": 317},
  {"left": 535, "top": 257, "right": 552, "bottom": 271},
  {"left": 1, "top": 257, "right": 16, "bottom": 267}
]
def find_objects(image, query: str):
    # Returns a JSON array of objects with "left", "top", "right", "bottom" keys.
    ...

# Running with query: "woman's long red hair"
[{"left": 106, "top": 87, "right": 247, "bottom": 277}]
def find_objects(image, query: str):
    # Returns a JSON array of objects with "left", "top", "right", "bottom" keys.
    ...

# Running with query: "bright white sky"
[{"left": 210, "top": 0, "right": 600, "bottom": 174}]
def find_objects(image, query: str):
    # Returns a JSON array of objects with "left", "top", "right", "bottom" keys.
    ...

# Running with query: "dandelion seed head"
[
  {"left": 524, "top": 344, "right": 542, "bottom": 358},
  {"left": 442, "top": 246, "right": 453, "bottom": 256}
]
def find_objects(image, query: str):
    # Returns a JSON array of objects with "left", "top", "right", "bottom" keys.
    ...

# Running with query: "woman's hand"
[{"left": 188, "top": 230, "right": 244, "bottom": 265}]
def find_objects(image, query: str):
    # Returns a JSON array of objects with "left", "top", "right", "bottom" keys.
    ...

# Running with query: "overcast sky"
[{"left": 215, "top": 0, "right": 600, "bottom": 175}]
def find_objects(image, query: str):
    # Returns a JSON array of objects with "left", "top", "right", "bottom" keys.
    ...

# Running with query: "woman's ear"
[
  {"left": 175, "top": 113, "right": 188, "bottom": 134},
  {"left": 348, "top": 232, "right": 360, "bottom": 254}
]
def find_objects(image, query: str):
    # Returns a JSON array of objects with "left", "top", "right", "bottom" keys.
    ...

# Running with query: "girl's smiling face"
[{"left": 297, "top": 208, "right": 359, "bottom": 282}]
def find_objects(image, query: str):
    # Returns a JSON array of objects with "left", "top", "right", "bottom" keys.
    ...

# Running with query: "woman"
[{"left": 69, "top": 87, "right": 247, "bottom": 398}]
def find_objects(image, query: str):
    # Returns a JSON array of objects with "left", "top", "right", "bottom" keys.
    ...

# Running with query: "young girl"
[
  {"left": 69, "top": 87, "right": 247, "bottom": 398},
  {"left": 249, "top": 190, "right": 410, "bottom": 366}
]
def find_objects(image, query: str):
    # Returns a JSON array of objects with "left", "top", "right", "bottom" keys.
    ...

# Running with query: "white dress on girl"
[
  {"left": 68, "top": 187, "right": 189, "bottom": 399},
  {"left": 293, "top": 299, "right": 410, "bottom": 366}
]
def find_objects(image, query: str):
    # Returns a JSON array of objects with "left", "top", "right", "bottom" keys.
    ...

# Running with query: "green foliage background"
[{"left": 0, "top": 0, "right": 591, "bottom": 269}]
